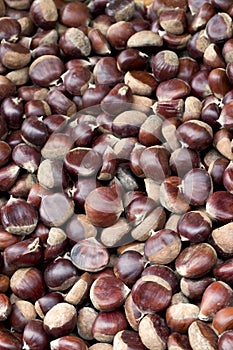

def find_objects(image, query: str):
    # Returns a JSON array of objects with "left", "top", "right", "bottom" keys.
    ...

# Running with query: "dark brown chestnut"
[
  {"left": 90, "top": 275, "right": 130, "bottom": 311},
  {"left": 64, "top": 147, "right": 102, "bottom": 179},
  {"left": 60, "top": 1, "right": 90, "bottom": 27},
  {"left": 151, "top": 50, "right": 179, "bottom": 82},
  {"left": 50, "top": 335, "right": 88, "bottom": 350},
  {"left": 177, "top": 120, "right": 213, "bottom": 151},
  {"left": 59, "top": 27, "right": 91, "bottom": 58},
  {"left": 177, "top": 210, "right": 212, "bottom": 243},
  {"left": 92, "top": 310, "right": 128, "bottom": 343},
  {"left": 131, "top": 275, "right": 172, "bottom": 313},
  {"left": 85, "top": 186, "right": 124, "bottom": 227},
  {"left": 29, "top": 55, "right": 65, "bottom": 87},
  {"left": 23, "top": 319, "right": 50, "bottom": 350},
  {"left": 1, "top": 197, "right": 38, "bottom": 235},
  {"left": 4, "top": 237, "right": 42, "bottom": 267},
  {"left": 206, "top": 191, "right": 233, "bottom": 223},
  {"left": 29, "top": 0, "right": 58, "bottom": 30},
  {"left": 139, "top": 145, "right": 170, "bottom": 184},
  {"left": 35, "top": 292, "right": 64, "bottom": 319},
  {"left": 44, "top": 257, "right": 78, "bottom": 291},
  {"left": 10, "top": 267, "right": 46, "bottom": 301},
  {"left": 12, "top": 143, "right": 41, "bottom": 173}
]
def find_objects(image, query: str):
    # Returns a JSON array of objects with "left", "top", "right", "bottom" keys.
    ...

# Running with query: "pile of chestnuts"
[{"left": 1, "top": 0, "right": 233, "bottom": 349}]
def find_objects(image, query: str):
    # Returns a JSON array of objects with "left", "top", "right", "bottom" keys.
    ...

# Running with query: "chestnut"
[
  {"left": 169, "top": 147, "right": 200, "bottom": 177},
  {"left": 210, "top": 221, "right": 233, "bottom": 258},
  {"left": 206, "top": 12, "right": 232, "bottom": 44},
  {"left": 1, "top": 197, "right": 38, "bottom": 235},
  {"left": 144, "top": 228, "right": 181, "bottom": 264},
  {"left": 39, "top": 193, "right": 74, "bottom": 227},
  {"left": 181, "top": 168, "right": 213, "bottom": 206},
  {"left": 116, "top": 48, "right": 148, "bottom": 72},
  {"left": 131, "top": 206, "right": 166, "bottom": 242},
  {"left": 127, "top": 30, "right": 163, "bottom": 51},
  {"left": 92, "top": 310, "right": 128, "bottom": 343},
  {"left": 30, "top": 0, "right": 58, "bottom": 29},
  {"left": 160, "top": 176, "right": 191, "bottom": 214},
  {"left": 138, "top": 313, "right": 169, "bottom": 350},
  {"left": 93, "top": 57, "right": 123, "bottom": 86},
  {"left": 107, "top": 21, "right": 135, "bottom": 50},
  {"left": 176, "top": 120, "right": 213, "bottom": 151},
  {"left": 43, "top": 302, "right": 77, "bottom": 338},
  {"left": 206, "top": 191, "right": 233, "bottom": 223},
  {"left": 29, "top": 55, "right": 65, "bottom": 87},
  {"left": 62, "top": 66, "right": 93, "bottom": 96},
  {"left": 113, "top": 250, "right": 144, "bottom": 286},
  {"left": 188, "top": 320, "right": 218, "bottom": 350},
  {"left": 156, "top": 78, "right": 191, "bottom": 101},
  {"left": 177, "top": 210, "right": 212, "bottom": 243},
  {"left": 35, "top": 292, "right": 64, "bottom": 319},
  {"left": 1, "top": 96, "right": 24, "bottom": 129},
  {"left": 167, "top": 333, "right": 192, "bottom": 350},
  {"left": 41, "top": 132, "right": 73, "bottom": 160},
  {"left": 70, "top": 237, "right": 110, "bottom": 272},
  {"left": 199, "top": 281, "right": 233, "bottom": 321},
  {"left": 159, "top": 8, "right": 186, "bottom": 35},
  {"left": 100, "top": 218, "right": 131, "bottom": 248},
  {"left": 175, "top": 243, "right": 218, "bottom": 278},
  {"left": 50, "top": 335, "right": 88, "bottom": 350},
  {"left": 65, "top": 214, "right": 97, "bottom": 244},
  {"left": 131, "top": 275, "right": 172, "bottom": 313},
  {"left": 124, "top": 70, "right": 157, "bottom": 96},
  {"left": 9, "top": 300, "right": 36, "bottom": 332},
  {"left": 180, "top": 276, "right": 216, "bottom": 301},
  {"left": 4, "top": 237, "right": 42, "bottom": 267},
  {"left": 0, "top": 140, "right": 12, "bottom": 165},
  {"left": 60, "top": 1, "right": 90, "bottom": 27},
  {"left": 219, "top": 330, "right": 233, "bottom": 350},
  {"left": 64, "top": 272, "right": 92, "bottom": 306},
  {"left": 23, "top": 319, "right": 50, "bottom": 350},
  {"left": 212, "top": 306, "right": 233, "bottom": 335},
  {"left": 21, "top": 116, "right": 49, "bottom": 147},
  {"left": 0, "top": 328, "right": 22, "bottom": 349},
  {"left": 105, "top": 0, "right": 135, "bottom": 21},
  {"left": 151, "top": 50, "right": 179, "bottom": 82},
  {"left": 139, "top": 145, "right": 170, "bottom": 184},
  {"left": 166, "top": 303, "right": 199, "bottom": 333},
  {"left": 100, "top": 83, "right": 133, "bottom": 116},
  {"left": 113, "top": 329, "right": 147, "bottom": 350},
  {"left": 90, "top": 275, "right": 130, "bottom": 311},
  {"left": 0, "top": 17, "right": 21, "bottom": 42},
  {"left": 10, "top": 267, "right": 46, "bottom": 301},
  {"left": 85, "top": 186, "right": 123, "bottom": 228},
  {"left": 64, "top": 147, "right": 102, "bottom": 179},
  {"left": 44, "top": 257, "right": 78, "bottom": 291},
  {"left": 12, "top": 143, "right": 41, "bottom": 173},
  {"left": 0, "top": 293, "right": 11, "bottom": 321},
  {"left": 214, "top": 258, "right": 233, "bottom": 287}
]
